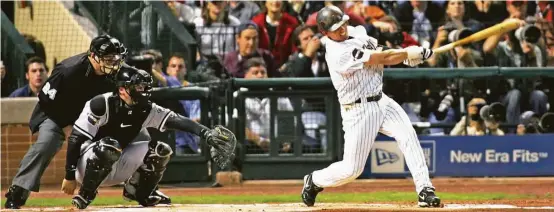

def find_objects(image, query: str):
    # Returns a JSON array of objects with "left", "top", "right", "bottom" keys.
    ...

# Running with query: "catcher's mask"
[
  {"left": 89, "top": 34, "right": 128, "bottom": 76},
  {"left": 115, "top": 65, "right": 153, "bottom": 106}
]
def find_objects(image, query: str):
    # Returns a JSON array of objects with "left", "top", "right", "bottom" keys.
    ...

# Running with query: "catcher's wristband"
[{"left": 65, "top": 169, "right": 76, "bottom": 180}]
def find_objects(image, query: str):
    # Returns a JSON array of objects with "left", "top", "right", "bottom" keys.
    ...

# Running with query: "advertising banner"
[{"left": 361, "top": 135, "right": 553, "bottom": 178}]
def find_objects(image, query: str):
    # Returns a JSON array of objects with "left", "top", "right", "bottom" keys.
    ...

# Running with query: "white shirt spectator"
[
  {"left": 245, "top": 97, "right": 293, "bottom": 139},
  {"left": 193, "top": 16, "right": 241, "bottom": 56}
]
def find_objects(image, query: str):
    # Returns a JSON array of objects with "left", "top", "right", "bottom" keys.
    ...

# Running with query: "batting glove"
[
  {"left": 405, "top": 46, "right": 433, "bottom": 60},
  {"left": 403, "top": 58, "right": 424, "bottom": 67}
]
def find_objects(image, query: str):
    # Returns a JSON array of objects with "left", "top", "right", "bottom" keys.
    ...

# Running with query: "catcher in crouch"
[{"left": 61, "top": 65, "right": 236, "bottom": 209}]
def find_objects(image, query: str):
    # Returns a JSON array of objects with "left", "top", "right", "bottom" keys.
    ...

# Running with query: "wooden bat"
[{"left": 433, "top": 19, "right": 522, "bottom": 54}]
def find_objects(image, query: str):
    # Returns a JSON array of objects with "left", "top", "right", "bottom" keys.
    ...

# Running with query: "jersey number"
[{"left": 42, "top": 82, "right": 57, "bottom": 100}]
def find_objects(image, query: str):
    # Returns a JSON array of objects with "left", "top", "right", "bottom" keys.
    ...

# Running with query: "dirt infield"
[{"left": 5, "top": 177, "right": 554, "bottom": 211}]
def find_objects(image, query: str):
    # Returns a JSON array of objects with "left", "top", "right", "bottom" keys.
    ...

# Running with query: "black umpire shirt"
[{"left": 29, "top": 53, "right": 114, "bottom": 133}]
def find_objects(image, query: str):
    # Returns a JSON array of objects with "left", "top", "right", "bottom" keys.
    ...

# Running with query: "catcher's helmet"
[
  {"left": 316, "top": 5, "right": 350, "bottom": 32},
  {"left": 89, "top": 34, "right": 127, "bottom": 75},
  {"left": 115, "top": 65, "right": 153, "bottom": 106}
]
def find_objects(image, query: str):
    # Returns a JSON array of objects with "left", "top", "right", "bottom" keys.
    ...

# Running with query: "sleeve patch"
[
  {"left": 87, "top": 113, "right": 100, "bottom": 126},
  {"left": 352, "top": 49, "right": 364, "bottom": 60}
]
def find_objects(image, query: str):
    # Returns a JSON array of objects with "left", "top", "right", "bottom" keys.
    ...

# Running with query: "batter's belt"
[{"left": 342, "top": 92, "right": 382, "bottom": 109}]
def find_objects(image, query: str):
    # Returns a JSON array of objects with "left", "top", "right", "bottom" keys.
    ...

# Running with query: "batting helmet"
[{"left": 316, "top": 5, "right": 350, "bottom": 32}]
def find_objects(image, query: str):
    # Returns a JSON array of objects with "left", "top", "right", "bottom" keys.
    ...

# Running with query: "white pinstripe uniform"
[{"left": 311, "top": 25, "right": 433, "bottom": 194}]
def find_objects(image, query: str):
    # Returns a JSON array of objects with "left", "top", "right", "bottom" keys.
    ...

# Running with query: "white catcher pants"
[
  {"left": 312, "top": 94, "right": 433, "bottom": 193},
  {"left": 76, "top": 140, "right": 149, "bottom": 187}
]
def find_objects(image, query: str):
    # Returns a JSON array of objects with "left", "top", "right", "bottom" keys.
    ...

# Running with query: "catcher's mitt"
[{"left": 206, "top": 125, "right": 237, "bottom": 169}]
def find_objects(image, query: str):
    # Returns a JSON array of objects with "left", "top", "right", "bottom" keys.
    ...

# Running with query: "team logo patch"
[
  {"left": 87, "top": 113, "right": 100, "bottom": 125},
  {"left": 352, "top": 49, "right": 364, "bottom": 60}
]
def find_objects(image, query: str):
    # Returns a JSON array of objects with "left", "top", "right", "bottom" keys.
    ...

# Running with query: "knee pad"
[
  {"left": 143, "top": 141, "right": 173, "bottom": 172},
  {"left": 79, "top": 137, "right": 122, "bottom": 202},
  {"left": 124, "top": 141, "right": 172, "bottom": 205},
  {"left": 93, "top": 137, "right": 122, "bottom": 166}
]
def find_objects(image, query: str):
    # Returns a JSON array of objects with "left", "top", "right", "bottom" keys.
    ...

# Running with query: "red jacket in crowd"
[{"left": 251, "top": 12, "right": 299, "bottom": 66}]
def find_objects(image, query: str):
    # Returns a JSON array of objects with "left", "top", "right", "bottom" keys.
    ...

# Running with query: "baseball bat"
[{"left": 433, "top": 19, "right": 522, "bottom": 54}]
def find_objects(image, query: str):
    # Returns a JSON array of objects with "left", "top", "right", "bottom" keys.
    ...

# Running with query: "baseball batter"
[{"left": 301, "top": 6, "right": 441, "bottom": 208}]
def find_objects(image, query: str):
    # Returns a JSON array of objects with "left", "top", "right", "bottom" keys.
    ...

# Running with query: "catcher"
[{"left": 61, "top": 65, "right": 236, "bottom": 209}]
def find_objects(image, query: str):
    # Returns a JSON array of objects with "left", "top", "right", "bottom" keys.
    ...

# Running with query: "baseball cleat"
[
  {"left": 153, "top": 189, "right": 171, "bottom": 205},
  {"left": 123, "top": 187, "right": 165, "bottom": 206},
  {"left": 418, "top": 187, "right": 441, "bottom": 207},
  {"left": 4, "top": 185, "right": 30, "bottom": 209},
  {"left": 72, "top": 195, "right": 91, "bottom": 209},
  {"left": 301, "top": 173, "right": 324, "bottom": 207}
]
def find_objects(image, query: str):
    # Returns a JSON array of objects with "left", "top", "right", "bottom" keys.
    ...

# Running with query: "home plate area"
[{"left": 19, "top": 203, "right": 554, "bottom": 211}]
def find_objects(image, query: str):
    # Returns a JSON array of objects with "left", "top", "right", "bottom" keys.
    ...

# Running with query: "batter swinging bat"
[{"left": 433, "top": 19, "right": 522, "bottom": 54}]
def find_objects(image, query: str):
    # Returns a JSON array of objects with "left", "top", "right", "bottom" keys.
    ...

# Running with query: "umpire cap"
[{"left": 316, "top": 5, "right": 350, "bottom": 32}]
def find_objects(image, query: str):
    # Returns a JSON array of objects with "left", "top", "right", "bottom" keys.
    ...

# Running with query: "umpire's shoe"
[
  {"left": 418, "top": 187, "right": 441, "bottom": 207},
  {"left": 301, "top": 173, "right": 323, "bottom": 207},
  {"left": 4, "top": 185, "right": 30, "bottom": 209}
]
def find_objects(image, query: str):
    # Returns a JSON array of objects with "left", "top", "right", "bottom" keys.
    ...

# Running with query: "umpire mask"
[
  {"left": 96, "top": 54, "right": 124, "bottom": 75},
  {"left": 89, "top": 34, "right": 128, "bottom": 76}
]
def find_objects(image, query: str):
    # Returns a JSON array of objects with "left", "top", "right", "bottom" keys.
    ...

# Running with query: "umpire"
[{"left": 4, "top": 35, "right": 127, "bottom": 209}]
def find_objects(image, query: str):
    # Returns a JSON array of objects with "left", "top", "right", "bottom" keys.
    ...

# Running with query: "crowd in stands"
[{"left": 3, "top": 0, "right": 554, "bottom": 154}]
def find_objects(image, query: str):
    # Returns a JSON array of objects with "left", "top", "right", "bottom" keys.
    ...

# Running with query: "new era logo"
[{"left": 375, "top": 148, "right": 399, "bottom": 165}]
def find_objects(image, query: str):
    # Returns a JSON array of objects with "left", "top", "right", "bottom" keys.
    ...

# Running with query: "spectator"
[
  {"left": 228, "top": 1, "right": 260, "bottom": 23},
  {"left": 251, "top": 0, "right": 299, "bottom": 67},
  {"left": 483, "top": 1, "right": 532, "bottom": 55},
  {"left": 139, "top": 0, "right": 196, "bottom": 48},
  {"left": 1, "top": 60, "right": 5, "bottom": 82},
  {"left": 281, "top": 25, "right": 329, "bottom": 78},
  {"left": 238, "top": 57, "right": 293, "bottom": 153},
  {"left": 1, "top": 60, "right": 8, "bottom": 97},
  {"left": 305, "top": 1, "right": 365, "bottom": 28},
  {"left": 9, "top": 57, "right": 47, "bottom": 97},
  {"left": 484, "top": 18, "right": 547, "bottom": 125},
  {"left": 480, "top": 1, "right": 549, "bottom": 125},
  {"left": 166, "top": 0, "right": 196, "bottom": 23},
  {"left": 374, "top": 15, "right": 420, "bottom": 49},
  {"left": 346, "top": 1, "right": 387, "bottom": 24},
  {"left": 428, "top": 0, "right": 484, "bottom": 68},
  {"left": 534, "top": 1, "right": 554, "bottom": 66},
  {"left": 419, "top": 88, "right": 457, "bottom": 136},
  {"left": 165, "top": 53, "right": 189, "bottom": 86},
  {"left": 282, "top": 0, "right": 323, "bottom": 24},
  {"left": 466, "top": 1, "right": 509, "bottom": 28},
  {"left": 22, "top": 34, "right": 47, "bottom": 61},
  {"left": 223, "top": 21, "right": 278, "bottom": 78},
  {"left": 517, "top": 110, "right": 541, "bottom": 135},
  {"left": 194, "top": 1, "right": 241, "bottom": 57},
  {"left": 162, "top": 53, "right": 202, "bottom": 154},
  {"left": 237, "top": 57, "right": 326, "bottom": 153},
  {"left": 450, "top": 98, "right": 505, "bottom": 136},
  {"left": 393, "top": 0, "right": 445, "bottom": 48},
  {"left": 141, "top": 49, "right": 168, "bottom": 87}
]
